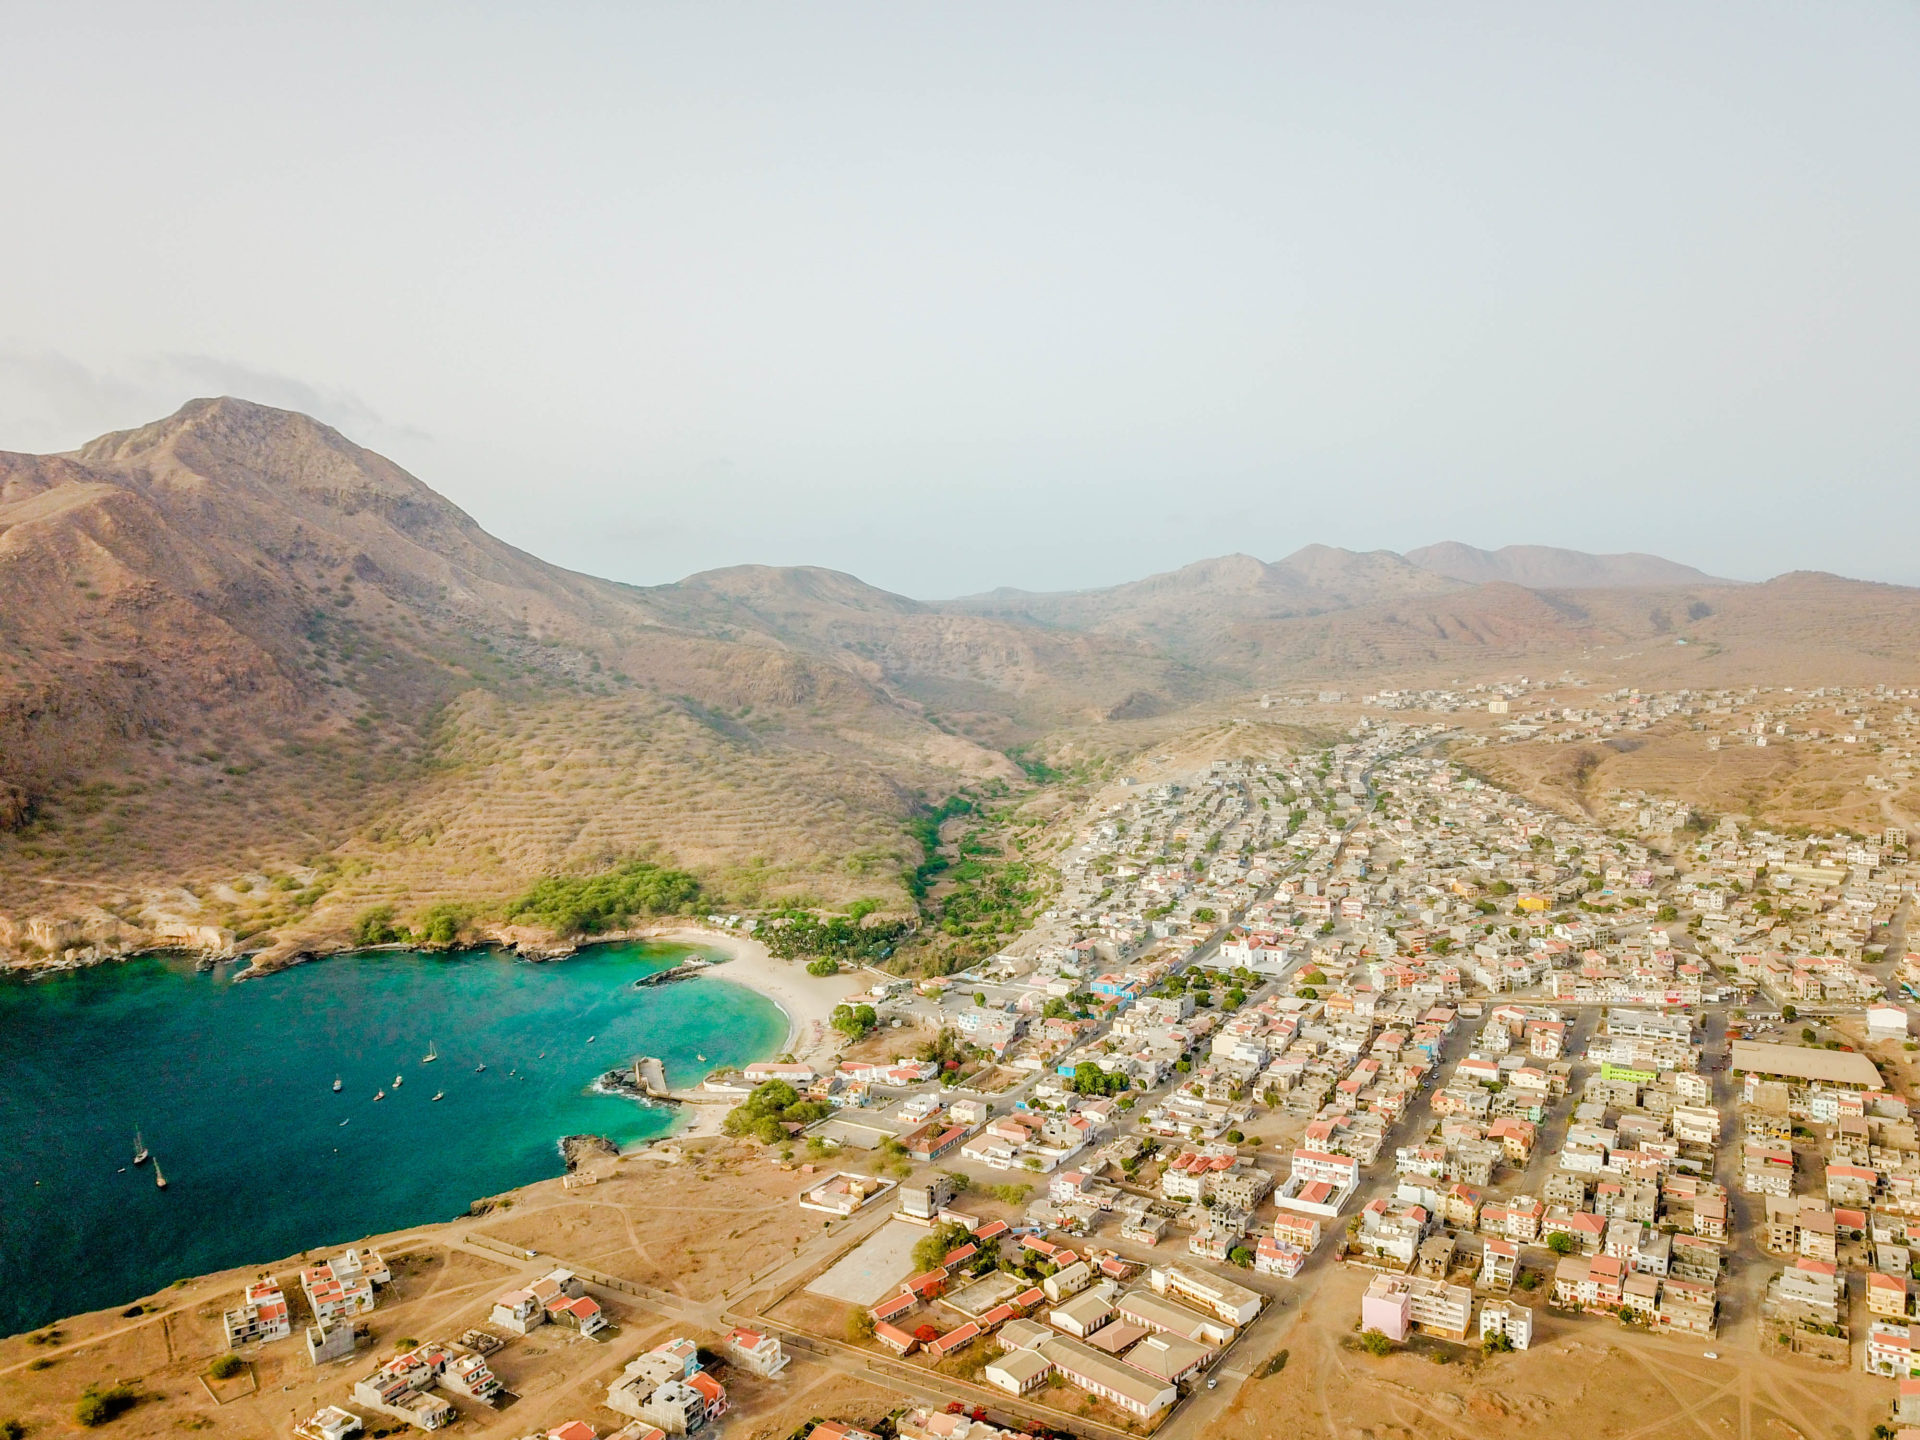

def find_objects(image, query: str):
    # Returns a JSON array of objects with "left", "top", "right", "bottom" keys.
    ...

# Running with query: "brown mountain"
[
  {"left": 5, "top": 398, "right": 1920, "bottom": 968},
  {"left": 0, "top": 399, "right": 1039, "bottom": 964},
  {"left": 1403, "top": 541, "right": 1723, "bottom": 589}
]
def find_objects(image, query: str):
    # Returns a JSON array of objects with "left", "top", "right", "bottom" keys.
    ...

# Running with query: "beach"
[{"left": 638, "top": 926, "right": 871, "bottom": 1139}]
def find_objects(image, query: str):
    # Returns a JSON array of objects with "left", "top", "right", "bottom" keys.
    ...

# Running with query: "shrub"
[
  {"left": 2, "top": 1419, "right": 27, "bottom": 1440},
  {"left": 806, "top": 958, "right": 839, "bottom": 977},
  {"left": 846, "top": 1309, "right": 876, "bottom": 1343},
  {"left": 75, "top": 1386, "right": 138, "bottom": 1428},
  {"left": 352, "top": 905, "right": 404, "bottom": 947},
  {"left": 208, "top": 1354, "right": 245, "bottom": 1380},
  {"left": 506, "top": 858, "right": 701, "bottom": 935},
  {"left": 1359, "top": 1329, "right": 1395, "bottom": 1357}
]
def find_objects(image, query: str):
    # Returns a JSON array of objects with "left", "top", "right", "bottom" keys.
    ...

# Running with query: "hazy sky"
[{"left": 3, "top": 3, "right": 1918, "bottom": 597}]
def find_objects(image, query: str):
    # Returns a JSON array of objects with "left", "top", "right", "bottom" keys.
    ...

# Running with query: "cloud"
[{"left": 0, "top": 348, "right": 426, "bottom": 453}]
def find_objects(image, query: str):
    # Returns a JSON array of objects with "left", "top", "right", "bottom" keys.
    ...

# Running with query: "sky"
[{"left": 2, "top": 2, "right": 1918, "bottom": 598}]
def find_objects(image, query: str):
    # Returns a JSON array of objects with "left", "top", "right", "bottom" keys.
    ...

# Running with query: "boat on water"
[
  {"left": 333, "top": 1076, "right": 343, "bottom": 1093},
  {"left": 132, "top": 1130, "right": 149, "bottom": 1167},
  {"left": 431, "top": 1091, "right": 444, "bottom": 1102},
  {"left": 475, "top": 1063, "right": 487, "bottom": 1073},
  {"left": 374, "top": 1089, "right": 386, "bottom": 1101},
  {"left": 422, "top": 1041, "right": 439, "bottom": 1064},
  {"left": 696, "top": 1053, "right": 706, "bottom": 1062},
  {"left": 339, "top": 1119, "right": 350, "bottom": 1127},
  {"left": 153, "top": 1161, "right": 168, "bottom": 1190},
  {"left": 587, "top": 1035, "right": 596, "bottom": 1043},
  {"left": 393, "top": 1074, "right": 404, "bottom": 1088}
]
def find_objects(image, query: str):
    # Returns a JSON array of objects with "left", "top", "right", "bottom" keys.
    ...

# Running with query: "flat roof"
[{"left": 1730, "top": 1040, "right": 1884, "bottom": 1090}]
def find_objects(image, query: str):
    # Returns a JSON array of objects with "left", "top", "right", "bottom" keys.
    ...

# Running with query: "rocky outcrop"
[{"left": 558, "top": 1134, "right": 620, "bottom": 1172}]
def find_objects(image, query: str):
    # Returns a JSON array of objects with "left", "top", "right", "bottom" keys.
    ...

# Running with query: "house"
[
  {"left": 984, "top": 1348, "right": 1053, "bottom": 1395},
  {"left": 295, "top": 1408, "right": 364, "bottom": 1440},
  {"left": 1147, "top": 1262, "right": 1261, "bottom": 1326},
  {"left": 1479, "top": 1300, "right": 1533, "bottom": 1350},
  {"left": 490, "top": 1288, "right": 547, "bottom": 1335},
  {"left": 724, "top": 1328, "right": 789, "bottom": 1378},
  {"left": 225, "top": 1279, "right": 293, "bottom": 1347},
  {"left": 1034, "top": 1335, "right": 1176, "bottom": 1419},
  {"left": 1361, "top": 1273, "right": 1473, "bottom": 1342},
  {"left": 1122, "top": 1332, "right": 1210, "bottom": 1386}
]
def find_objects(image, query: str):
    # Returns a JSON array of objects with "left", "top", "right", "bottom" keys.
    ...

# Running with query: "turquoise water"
[{"left": 0, "top": 943, "right": 784, "bottom": 1338}]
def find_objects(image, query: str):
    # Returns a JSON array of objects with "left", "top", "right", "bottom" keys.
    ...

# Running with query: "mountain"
[
  {"left": 946, "top": 547, "right": 1461, "bottom": 663},
  {"left": 0, "top": 399, "right": 1038, "bottom": 966},
  {"left": 6, "top": 399, "right": 1920, "bottom": 969},
  {"left": 1403, "top": 541, "right": 1722, "bottom": 589}
]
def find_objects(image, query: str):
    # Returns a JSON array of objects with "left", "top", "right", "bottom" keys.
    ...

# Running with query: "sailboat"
[
  {"left": 132, "top": 1130, "right": 150, "bottom": 1167},
  {"left": 431, "top": 1091, "right": 444, "bottom": 1102},
  {"left": 422, "top": 1041, "right": 439, "bottom": 1064},
  {"left": 333, "top": 1076, "right": 343, "bottom": 1093},
  {"left": 153, "top": 1161, "right": 168, "bottom": 1190}
]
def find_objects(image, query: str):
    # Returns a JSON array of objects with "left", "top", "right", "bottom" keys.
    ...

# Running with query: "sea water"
[{"left": 0, "top": 941, "right": 784, "bottom": 1337}]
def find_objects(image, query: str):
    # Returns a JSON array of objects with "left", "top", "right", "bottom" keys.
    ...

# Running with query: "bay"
[{"left": 0, "top": 941, "right": 783, "bottom": 1338}]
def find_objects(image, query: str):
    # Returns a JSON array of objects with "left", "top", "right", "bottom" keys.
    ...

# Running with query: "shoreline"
[{"left": 630, "top": 924, "right": 868, "bottom": 1142}]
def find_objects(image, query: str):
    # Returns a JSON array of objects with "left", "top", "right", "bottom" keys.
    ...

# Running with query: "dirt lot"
[
  {"left": 471, "top": 1141, "right": 826, "bottom": 1302},
  {"left": 1210, "top": 1264, "right": 1885, "bottom": 1440}
]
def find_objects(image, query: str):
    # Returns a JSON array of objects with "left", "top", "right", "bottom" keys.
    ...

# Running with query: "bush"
[
  {"left": 207, "top": 1354, "right": 245, "bottom": 1380},
  {"left": 506, "top": 859, "right": 701, "bottom": 935},
  {"left": 2, "top": 1419, "right": 27, "bottom": 1440},
  {"left": 846, "top": 1309, "right": 876, "bottom": 1343},
  {"left": 831, "top": 1003, "right": 878, "bottom": 1040},
  {"left": 414, "top": 903, "right": 467, "bottom": 947},
  {"left": 352, "top": 905, "right": 404, "bottom": 947},
  {"left": 1358, "top": 1329, "right": 1395, "bottom": 1357},
  {"left": 722, "top": 1080, "right": 831, "bottom": 1145},
  {"left": 75, "top": 1387, "right": 138, "bottom": 1428},
  {"left": 806, "top": 958, "right": 839, "bottom": 977}
]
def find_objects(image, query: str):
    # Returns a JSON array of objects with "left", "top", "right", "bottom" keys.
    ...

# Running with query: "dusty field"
[
  {"left": 470, "top": 1143, "right": 824, "bottom": 1302},
  {"left": 1209, "top": 1265, "right": 1884, "bottom": 1440}
]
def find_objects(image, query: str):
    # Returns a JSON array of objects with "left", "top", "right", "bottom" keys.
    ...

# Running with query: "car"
[
  {"left": 1702, "top": 1351, "right": 1717, "bottom": 1360},
  {"left": 1206, "top": 1379, "right": 1218, "bottom": 1390}
]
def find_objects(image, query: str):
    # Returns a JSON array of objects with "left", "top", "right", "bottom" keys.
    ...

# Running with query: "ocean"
[{"left": 0, "top": 941, "right": 784, "bottom": 1338}]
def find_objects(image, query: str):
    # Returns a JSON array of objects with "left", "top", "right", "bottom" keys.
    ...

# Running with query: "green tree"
[
  {"left": 912, "top": 1221, "right": 973, "bottom": 1274},
  {"left": 847, "top": 1308, "right": 877, "bottom": 1343},
  {"left": 831, "top": 1003, "right": 879, "bottom": 1041},
  {"left": 1546, "top": 1231, "right": 1575, "bottom": 1256},
  {"left": 1228, "top": 1245, "right": 1254, "bottom": 1268},
  {"left": 207, "top": 1355, "right": 245, "bottom": 1381},
  {"left": 506, "top": 858, "right": 701, "bottom": 935},
  {"left": 414, "top": 903, "right": 466, "bottom": 947},
  {"left": 352, "top": 905, "right": 403, "bottom": 947},
  {"left": 1359, "top": 1329, "right": 1395, "bottom": 1357}
]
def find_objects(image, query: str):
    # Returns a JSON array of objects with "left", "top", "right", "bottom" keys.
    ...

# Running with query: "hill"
[
  {"left": 7, "top": 400, "right": 1920, "bottom": 969},
  {"left": 0, "top": 400, "right": 1029, "bottom": 966},
  {"left": 1404, "top": 541, "right": 1723, "bottom": 589}
]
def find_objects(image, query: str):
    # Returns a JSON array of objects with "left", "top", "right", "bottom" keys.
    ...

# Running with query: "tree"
[
  {"left": 847, "top": 1308, "right": 877, "bottom": 1343},
  {"left": 723, "top": 1080, "right": 830, "bottom": 1144},
  {"left": 352, "top": 905, "right": 403, "bottom": 947},
  {"left": 207, "top": 1354, "right": 244, "bottom": 1380},
  {"left": 807, "top": 957, "right": 839, "bottom": 977},
  {"left": 415, "top": 903, "right": 466, "bottom": 947},
  {"left": 1359, "top": 1329, "right": 1395, "bottom": 1357},
  {"left": 974, "top": 992, "right": 987, "bottom": 1006},
  {"left": 1228, "top": 1246, "right": 1254, "bottom": 1268},
  {"left": 1782, "top": 1004, "right": 1798, "bottom": 1021},
  {"left": 1546, "top": 1231, "right": 1575, "bottom": 1255},
  {"left": 831, "top": 1003, "right": 879, "bottom": 1041},
  {"left": 912, "top": 1221, "right": 972, "bottom": 1274},
  {"left": 1482, "top": 1332, "right": 1514, "bottom": 1354},
  {"left": 1193, "top": 907, "right": 1218, "bottom": 923}
]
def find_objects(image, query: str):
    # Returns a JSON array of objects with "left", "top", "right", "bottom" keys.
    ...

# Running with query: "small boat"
[
  {"left": 117, "top": 1167, "right": 127, "bottom": 1174},
  {"left": 475, "top": 1063, "right": 487, "bottom": 1073},
  {"left": 373, "top": 1089, "right": 386, "bottom": 1101},
  {"left": 133, "top": 1130, "right": 150, "bottom": 1167},
  {"left": 333, "top": 1076, "right": 343, "bottom": 1093},
  {"left": 339, "top": 1119, "right": 350, "bottom": 1127},
  {"left": 431, "top": 1091, "right": 444, "bottom": 1102},
  {"left": 586, "top": 1035, "right": 596, "bottom": 1044},
  {"left": 153, "top": 1161, "right": 168, "bottom": 1190},
  {"left": 393, "top": 1074, "right": 403, "bottom": 1088},
  {"left": 696, "top": 1053, "right": 707, "bottom": 1063},
  {"left": 422, "top": 1041, "right": 439, "bottom": 1064}
]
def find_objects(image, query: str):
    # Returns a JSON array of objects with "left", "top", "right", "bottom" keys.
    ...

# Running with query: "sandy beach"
[{"left": 637, "top": 925, "right": 871, "bottom": 1138}]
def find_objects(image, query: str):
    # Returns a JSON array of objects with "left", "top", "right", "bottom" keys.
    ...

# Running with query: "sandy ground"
[{"left": 637, "top": 926, "right": 870, "bottom": 1141}]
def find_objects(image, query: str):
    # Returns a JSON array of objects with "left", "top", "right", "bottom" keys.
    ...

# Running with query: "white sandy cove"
[{"left": 639, "top": 925, "right": 867, "bottom": 1072}]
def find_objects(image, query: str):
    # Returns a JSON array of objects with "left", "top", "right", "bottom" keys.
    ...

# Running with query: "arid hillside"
[
  {"left": 6, "top": 397, "right": 1920, "bottom": 967},
  {"left": 0, "top": 400, "right": 1037, "bottom": 964}
]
